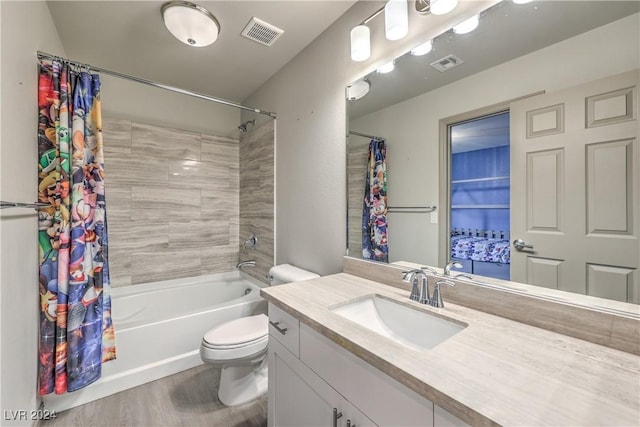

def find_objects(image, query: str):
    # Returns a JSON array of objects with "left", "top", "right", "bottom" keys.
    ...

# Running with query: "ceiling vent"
[
  {"left": 241, "top": 17, "right": 284, "bottom": 47},
  {"left": 430, "top": 54, "right": 464, "bottom": 72}
]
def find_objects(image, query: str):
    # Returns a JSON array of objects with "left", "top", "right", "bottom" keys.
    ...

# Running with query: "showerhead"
[{"left": 238, "top": 119, "right": 256, "bottom": 132}]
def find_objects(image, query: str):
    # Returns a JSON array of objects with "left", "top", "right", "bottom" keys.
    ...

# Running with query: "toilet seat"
[
  {"left": 203, "top": 314, "right": 268, "bottom": 346},
  {"left": 200, "top": 314, "right": 269, "bottom": 363}
]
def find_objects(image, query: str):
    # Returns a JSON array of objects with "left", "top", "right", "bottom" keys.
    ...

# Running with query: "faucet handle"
[
  {"left": 401, "top": 269, "right": 421, "bottom": 281},
  {"left": 431, "top": 280, "right": 455, "bottom": 308}
]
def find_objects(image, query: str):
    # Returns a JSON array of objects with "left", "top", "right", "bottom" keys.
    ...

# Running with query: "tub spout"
[{"left": 236, "top": 260, "right": 256, "bottom": 269}]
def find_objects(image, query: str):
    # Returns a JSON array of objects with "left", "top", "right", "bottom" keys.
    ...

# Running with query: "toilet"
[{"left": 200, "top": 264, "right": 319, "bottom": 406}]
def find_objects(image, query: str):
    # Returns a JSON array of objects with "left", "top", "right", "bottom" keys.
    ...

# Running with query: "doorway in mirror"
[{"left": 449, "top": 111, "right": 511, "bottom": 280}]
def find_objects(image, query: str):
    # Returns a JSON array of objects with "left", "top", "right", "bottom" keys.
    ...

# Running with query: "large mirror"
[{"left": 346, "top": 0, "right": 639, "bottom": 305}]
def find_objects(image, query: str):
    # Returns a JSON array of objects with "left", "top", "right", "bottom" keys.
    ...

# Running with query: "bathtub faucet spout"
[{"left": 236, "top": 260, "right": 256, "bottom": 269}]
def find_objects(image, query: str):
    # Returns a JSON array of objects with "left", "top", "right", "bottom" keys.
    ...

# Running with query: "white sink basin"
[{"left": 331, "top": 295, "right": 466, "bottom": 351}]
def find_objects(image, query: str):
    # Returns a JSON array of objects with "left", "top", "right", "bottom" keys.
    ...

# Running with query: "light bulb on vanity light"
[
  {"left": 350, "top": 25, "right": 371, "bottom": 61},
  {"left": 453, "top": 14, "right": 479, "bottom": 34},
  {"left": 377, "top": 61, "right": 395, "bottom": 74},
  {"left": 430, "top": 0, "right": 458, "bottom": 16},
  {"left": 385, "top": 0, "right": 409, "bottom": 41},
  {"left": 411, "top": 40, "right": 433, "bottom": 56}
]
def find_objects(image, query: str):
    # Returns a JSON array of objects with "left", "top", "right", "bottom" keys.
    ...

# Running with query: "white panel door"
[{"left": 510, "top": 70, "right": 639, "bottom": 303}]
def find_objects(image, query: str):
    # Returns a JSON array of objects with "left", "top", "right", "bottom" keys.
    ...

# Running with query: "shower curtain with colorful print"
[
  {"left": 362, "top": 139, "right": 388, "bottom": 262},
  {"left": 37, "top": 59, "right": 116, "bottom": 395}
]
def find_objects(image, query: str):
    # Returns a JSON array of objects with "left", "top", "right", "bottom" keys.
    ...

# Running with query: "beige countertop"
[{"left": 261, "top": 273, "right": 640, "bottom": 427}]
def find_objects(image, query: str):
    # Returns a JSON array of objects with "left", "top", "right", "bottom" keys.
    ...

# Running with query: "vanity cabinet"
[
  {"left": 268, "top": 304, "right": 373, "bottom": 427},
  {"left": 269, "top": 333, "right": 374, "bottom": 427},
  {"left": 267, "top": 303, "right": 469, "bottom": 427}
]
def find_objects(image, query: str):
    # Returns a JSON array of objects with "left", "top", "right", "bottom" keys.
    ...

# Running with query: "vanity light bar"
[{"left": 350, "top": 0, "right": 460, "bottom": 63}]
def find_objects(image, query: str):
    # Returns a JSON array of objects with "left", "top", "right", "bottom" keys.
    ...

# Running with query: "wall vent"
[
  {"left": 241, "top": 17, "right": 284, "bottom": 47},
  {"left": 430, "top": 54, "right": 464, "bottom": 72}
]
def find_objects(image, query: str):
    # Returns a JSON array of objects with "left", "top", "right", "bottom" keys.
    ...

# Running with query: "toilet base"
[{"left": 218, "top": 360, "right": 268, "bottom": 406}]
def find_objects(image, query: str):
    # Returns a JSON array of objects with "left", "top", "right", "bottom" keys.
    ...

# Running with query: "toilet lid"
[{"left": 203, "top": 314, "right": 268, "bottom": 346}]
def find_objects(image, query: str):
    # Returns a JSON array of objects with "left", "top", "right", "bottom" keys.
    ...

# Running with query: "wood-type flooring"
[{"left": 37, "top": 365, "right": 267, "bottom": 427}]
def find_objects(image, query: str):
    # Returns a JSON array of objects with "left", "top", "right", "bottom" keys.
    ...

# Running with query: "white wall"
[
  {"left": 100, "top": 75, "right": 240, "bottom": 138},
  {"left": 244, "top": 0, "right": 499, "bottom": 275},
  {"left": 351, "top": 13, "right": 640, "bottom": 265},
  {"left": 0, "top": 1, "right": 66, "bottom": 424}
]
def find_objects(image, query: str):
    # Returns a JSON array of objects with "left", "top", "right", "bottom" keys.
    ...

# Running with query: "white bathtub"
[{"left": 43, "top": 271, "right": 266, "bottom": 412}]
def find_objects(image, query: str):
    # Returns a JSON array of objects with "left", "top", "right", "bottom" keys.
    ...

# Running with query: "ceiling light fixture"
[
  {"left": 430, "top": 0, "right": 458, "bottom": 16},
  {"left": 351, "top": 25, "right": 371, "bottom": 62},
  {"left": 385, "top": 0, "right": 409, "bottom": 41},
  {"left": 377, "top": 61, "right": 396, "bottom": 74},
  {"left": 161, "top": 1, "right": 220, "bottom": 47},
  {"left": 453, "top": 14, "right": 479, "bottom": 34},
  {"left": 347, "top": 79, "right": 371, "bottom": 100},
  {"left": 411, "top": 40, "right": 433, "bottom": 56},
  {"left": 513, "top": 0, "right": 533, "bottom": 4}
]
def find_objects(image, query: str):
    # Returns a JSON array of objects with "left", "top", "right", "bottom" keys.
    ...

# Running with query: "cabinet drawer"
[{"left": 268, "top": 302, "right": 300, "bottom": 357}]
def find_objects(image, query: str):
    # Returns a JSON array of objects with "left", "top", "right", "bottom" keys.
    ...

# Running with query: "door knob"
[{"left": 513, "top": 238, "right": 534, "bottom": 251}]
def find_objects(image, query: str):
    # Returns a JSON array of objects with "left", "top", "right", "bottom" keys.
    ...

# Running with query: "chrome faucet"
[
  {"left": 402, "top": 267, "right": 437, "bottom": 305},
  {"left": 443, "top": 261, "right": 463, "bottom": 276},
  {"left": 431, "top": 280, "right": 455, "bottom": 308},
  {"left": 236, "top": 260, "right": 256, "bottom": 269}
]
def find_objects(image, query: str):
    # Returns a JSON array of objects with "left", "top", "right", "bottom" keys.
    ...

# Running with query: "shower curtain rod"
[
  {"left": 37, "top": 51, "right": 277, "bottom": 119},
  {"left": 348, "top": 130, "right": 386, "bottom": 141}
]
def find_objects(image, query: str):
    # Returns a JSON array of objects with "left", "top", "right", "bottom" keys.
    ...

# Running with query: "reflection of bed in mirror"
[
  {"left": 450, "top": 229, "right": 510, "bottom": 280},
  {"left": 346, "top": 0, "right": 639, "bottom": 305}
]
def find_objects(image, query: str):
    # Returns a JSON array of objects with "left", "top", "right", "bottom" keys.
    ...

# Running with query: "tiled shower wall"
[
  {"left": 347, "top": 138, "right": 368, "bottom": 259},
  {"left": 102, "top": 117, "right": 240, "bottom": 287},
  {"left": 238, "top": 120, "right": 275, "bottom": 284}
]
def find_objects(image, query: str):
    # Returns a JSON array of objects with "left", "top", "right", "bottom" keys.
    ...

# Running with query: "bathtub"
[{"left": 42, "top": 271, "right": 266, "bottom": 412}]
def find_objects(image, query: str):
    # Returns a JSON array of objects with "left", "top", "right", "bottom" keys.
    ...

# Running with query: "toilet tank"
[{"left": 268, "top": 264, "right": 319, "bottom": 286}]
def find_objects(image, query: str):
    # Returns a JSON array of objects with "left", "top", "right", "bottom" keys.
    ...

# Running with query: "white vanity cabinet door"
[
  {"left": 434, "top": 405, "right": 470, "bottom": 427},
  {"left": 299, "top": 324, "right": 434, "bottom": 427},
  {"left": 268, "top": 331, "right": 376, "bottom": 427}
]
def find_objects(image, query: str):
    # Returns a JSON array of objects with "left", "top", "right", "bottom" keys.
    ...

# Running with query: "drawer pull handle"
[
  {"left": 269, "top": 321, "right": 288, "bottom": 335},
  {"left": 332, "top": 408, "right": 343, "bottom": 427}
]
